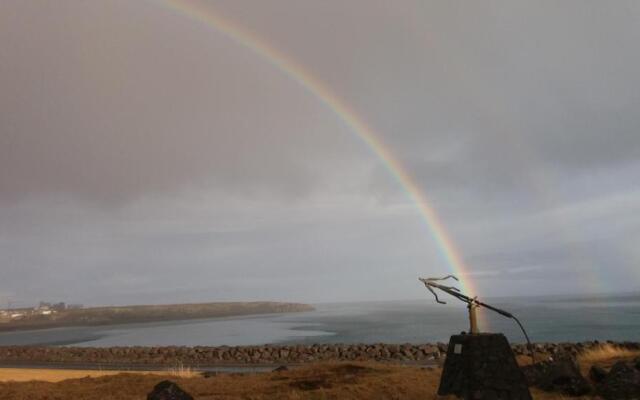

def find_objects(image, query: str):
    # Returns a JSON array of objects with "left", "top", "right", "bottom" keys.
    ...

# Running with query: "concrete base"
[{"left": 438, "top": 333, "right": 532, "bottom": 400}]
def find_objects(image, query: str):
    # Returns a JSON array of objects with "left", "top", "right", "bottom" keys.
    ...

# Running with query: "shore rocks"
[
  {"left": 0, "top": 343, "right": 440, "bottom": 366},
  {"left": 0, "top": 341, "right": 637, "bottom": 367},
  {"left": 147, "top": 380, "right": 193, "bottom": 400}
]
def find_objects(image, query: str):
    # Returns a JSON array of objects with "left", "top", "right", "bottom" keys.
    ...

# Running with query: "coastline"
[{"left": 0, "top": 302, "right": 314, "bottom": 333}]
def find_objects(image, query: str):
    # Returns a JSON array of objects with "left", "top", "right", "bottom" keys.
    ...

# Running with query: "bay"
[{"left": 0, "top": 294, "right": 638, "bottom": 347}]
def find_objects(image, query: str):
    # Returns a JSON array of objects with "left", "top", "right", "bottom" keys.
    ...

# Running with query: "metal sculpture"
[{"left": 419, "top": 275, "right": 534, "bottom": 363}]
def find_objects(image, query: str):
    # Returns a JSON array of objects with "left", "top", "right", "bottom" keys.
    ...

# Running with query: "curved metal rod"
[{"left": 426, "top": 285, "right": 446, "bottom": 304}]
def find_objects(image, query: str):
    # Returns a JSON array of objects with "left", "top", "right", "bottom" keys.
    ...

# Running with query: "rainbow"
[{"left": 157, "top": 1, "right": 479, "bottom": 298}]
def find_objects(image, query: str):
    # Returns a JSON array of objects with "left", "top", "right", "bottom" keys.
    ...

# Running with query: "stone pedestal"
[{"left": 438, "top": 333, "right": 532, "bottom": 400}]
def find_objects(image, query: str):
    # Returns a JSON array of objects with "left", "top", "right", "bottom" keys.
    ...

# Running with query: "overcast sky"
[{"left": 1, "top": 0, "right": 639, "bottom": 307}]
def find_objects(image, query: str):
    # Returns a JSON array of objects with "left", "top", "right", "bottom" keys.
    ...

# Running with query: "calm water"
[{"left": 1, "top": 294, "right": 639, "bottom": 347}]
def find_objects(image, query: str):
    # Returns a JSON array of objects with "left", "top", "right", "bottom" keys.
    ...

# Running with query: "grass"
[
  {"left": 0, "top": 362, "right": 443, "bottom": 399},
  {"left": 0, "top": 365, "right": 199, "bottom": 383},
  {"left": 167, "top": 362, "right": 198, "bottom": 378},
  {"left": 0, "top": 347, "right": 637, "bottom": 399},
  {"left": 0, "top": 368, "right": 146, "bottom": 383},
  {"left": 578, "top": 343, "right": 640, "bottom": 365},
  {"left": 576, "top": 343, "right": 640, "bottom": 377}
]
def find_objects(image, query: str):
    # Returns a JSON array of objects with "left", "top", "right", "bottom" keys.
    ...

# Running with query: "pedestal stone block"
[{"left": 438, "top": 333, "right": 532, "bottom": 400}]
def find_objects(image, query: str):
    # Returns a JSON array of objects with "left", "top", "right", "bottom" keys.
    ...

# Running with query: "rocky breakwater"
[
  {"left": 0, "top": 343, "right": 446, "bottom": 366},
  {"left": 0, "top": 341, "right": 637, "bottom": 367}
]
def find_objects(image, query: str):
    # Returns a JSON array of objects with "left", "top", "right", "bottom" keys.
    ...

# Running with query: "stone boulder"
[
  {"left": 598, "top": 361, "right": 640, "bottom": 400},
  {"left": 147, "top": 380, "right": 194, "bottom": 400},
  {"left": 523, "top": 356, "right": 591, "bottom": 396},
  {"left": 589, "top": 365, "right": 607, "bottom": 383}
]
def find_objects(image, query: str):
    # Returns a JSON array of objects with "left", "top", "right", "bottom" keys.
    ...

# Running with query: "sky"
[{"left": 1, "top": 0, "right": 639, "bottom": 307}]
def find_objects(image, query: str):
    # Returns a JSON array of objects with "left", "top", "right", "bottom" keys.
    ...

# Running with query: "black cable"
[{"left": 512, "top": 316, "right": 535, "bottom": 365}]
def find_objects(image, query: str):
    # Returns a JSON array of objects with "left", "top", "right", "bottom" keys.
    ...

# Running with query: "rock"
[
  {"left": 524, "top": 356, "right": 591, "bottom": 396},
  {"left": 589, "top": 365, "right": 607, "bottom": 383},
  {"left": 598, "top": 361, "right": 640, "bottom": 400},
  {"left": 0, "top": 342, "right": 638, "bottom": 367},
  {"left": 147, "top": 380, "right": 194, "bottom": 400}
]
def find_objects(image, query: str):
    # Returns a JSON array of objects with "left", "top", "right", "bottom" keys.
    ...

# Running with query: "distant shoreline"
[{"left": 0, "top": 302, "right": 314, "bottom": 333}]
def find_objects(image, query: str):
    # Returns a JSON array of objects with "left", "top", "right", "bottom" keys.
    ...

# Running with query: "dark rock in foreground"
[
  {"left": 598, "top": 361, "right": 640, "bottom": 400},
  {"left": 147, "top": 380, "right": 193, "bottom": 400},
  {"left": 589, "top": 365, "right": 607, "bottom": 383},
  {"left": 523, "top": 356, "right": 591, "bottom": 396}
]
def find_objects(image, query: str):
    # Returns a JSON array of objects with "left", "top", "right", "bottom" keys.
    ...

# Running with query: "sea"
[{"left": 0, "top": 294, "right": 639, "bottom": 347}]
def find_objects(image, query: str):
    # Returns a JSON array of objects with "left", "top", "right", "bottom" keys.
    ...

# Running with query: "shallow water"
[{"left": 0, "top": 294, "right": 638, "bottom": 347}]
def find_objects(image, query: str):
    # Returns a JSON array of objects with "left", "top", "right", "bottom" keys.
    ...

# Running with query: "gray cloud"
[
  {"left": 0, "top": 1, "right": 367, "bottom": 204},
  {"left": 1, "top": 0, "right": 639, "bottom": 305}
]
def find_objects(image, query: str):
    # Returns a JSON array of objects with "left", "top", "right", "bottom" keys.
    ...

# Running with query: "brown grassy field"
[
  {"left": 1, "top": 363, "right": 442, "bottom": 400},
  {"left": 0, "top": 366, "right": 198, "bottom": 383},
  {"left": 0, "top": 368, "right": 150, "bottom": 383},
  {"left": 577, "top": 343, "right": 640, "bottom": 375},
  {"left": 0, "top": 345, "right": 636, "bottom": 400}
]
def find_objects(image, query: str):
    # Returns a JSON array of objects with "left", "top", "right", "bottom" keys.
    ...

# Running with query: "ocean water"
[{"left": 0, "top": 294, "right": 638, "bottom": 347}]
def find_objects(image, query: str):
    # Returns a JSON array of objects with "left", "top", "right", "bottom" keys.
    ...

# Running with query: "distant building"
[{"left": 39, "top": 301, "right": 66, "bottom": 312}]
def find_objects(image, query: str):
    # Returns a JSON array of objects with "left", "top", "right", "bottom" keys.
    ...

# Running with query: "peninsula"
[{"left": 0, "top": 302, "right": 314, "bottom": 332}]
